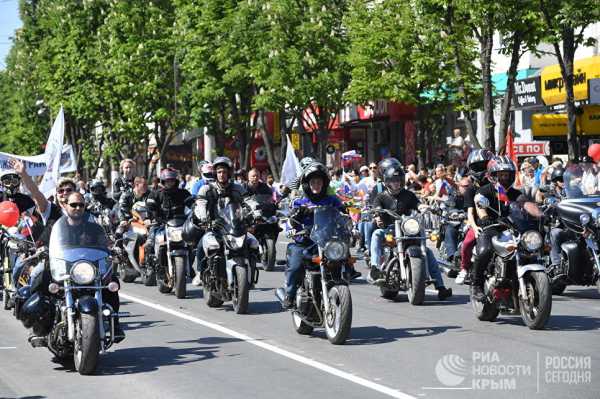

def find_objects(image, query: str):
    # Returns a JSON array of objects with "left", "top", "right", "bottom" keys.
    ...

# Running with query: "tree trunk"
[
  {"left": 258, "top": 110, "right": 280, "bottom": 180},
  {"left": 480, "top": 27, "right": 496, "bottom": 151},
  {"left": 562, "top": 28, "right": 579, "bottom": 159},
  {"left": 497, "top": 31, "right": 523, "bottom": 154}
]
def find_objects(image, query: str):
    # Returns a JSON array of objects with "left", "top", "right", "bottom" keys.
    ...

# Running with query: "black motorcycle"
[
  {"left": 18, "top": 219, "right": 124, "bottom": 375},
  {"left": 431, "top": 201, "right": 467, "bottom": 278},
  {"left": 244, "top": 194, "right": 280, "bottom": 272},
  {"left": 276, "top": 205, "right": 353, "bottom": 344},
  {"left": 198, "top": 198, "right": 259, "bottom": 314},
  {"left": 548, "top": 164, "right": 600, "bottom": 295},
  {"left": 1, "top": 221, "right": 37, "bottom": 311}
]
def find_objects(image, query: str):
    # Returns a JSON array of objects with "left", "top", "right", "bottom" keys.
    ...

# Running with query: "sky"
[{"left": 0, "top": 0, "right": 21, "bottom": 69}]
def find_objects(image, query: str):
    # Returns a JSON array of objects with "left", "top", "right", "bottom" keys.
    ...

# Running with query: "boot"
[{"left": 437, "top": 286, "right": 453, "bottom": 300}]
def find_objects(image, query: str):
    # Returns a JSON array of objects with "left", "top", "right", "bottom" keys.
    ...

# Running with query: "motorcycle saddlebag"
[
  {"left": 20, "top": 292, "right": 54, "bottom": 335},
  {"left": 182, "top": 216, "right": 204, "bottom": 245}
]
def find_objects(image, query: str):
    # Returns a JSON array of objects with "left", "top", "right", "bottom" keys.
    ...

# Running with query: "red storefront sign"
[{"left": 512, "top": 141, "right": 549, "bottom": 156}]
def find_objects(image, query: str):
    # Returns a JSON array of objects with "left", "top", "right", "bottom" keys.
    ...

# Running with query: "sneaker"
[
  {"left": 455, "top": 269, "right": 467, "bottom": 285},
  {"left": 192, "top": 273, "right": 202, "bottom": 287},
  {"left": 437, "top": 286, "right": 453, "bottom": 300}
]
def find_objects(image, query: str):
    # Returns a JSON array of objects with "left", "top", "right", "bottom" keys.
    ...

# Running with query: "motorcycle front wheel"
[
  {"left": 407, "top": 257, "right": 426, "bottom": 305},
  {"left": 74, "top": 314, "right": 100, "bottom": 375},
  {"left": 519, "top": 272, "right": 552, "bottom": 330},
  {"left": 263, "top": 238, "right": 276, "bottom": 272},
  {"left": 232, "top": 267, "right": 249, "bottom": 314},
  {"left": 324, "top": 285, "right": 352, "bottom": 345},
  {"left": 174, "top": 257, "right": 187, "bottom": 299}
]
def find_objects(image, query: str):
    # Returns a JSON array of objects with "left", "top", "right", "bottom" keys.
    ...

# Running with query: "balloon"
[
  {"left": 0, "top": 201, "right": 20, "bottom": 227},
  {"left": 588, "top": 143, "right": 600, "bottom": 162}
]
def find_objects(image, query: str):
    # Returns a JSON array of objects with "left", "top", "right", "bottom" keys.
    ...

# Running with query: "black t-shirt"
[
  {"left": 2, "top": 193, "right": 35, "bottom": 214},
  {"left": 243, "top": 182, "right": 272, "bottom": 197},
  {"left": 373, "top": 189, "right": 420, "bottom": 226},
  {"left": 476, "top": 184, "right": 522, "bottom": 222}
]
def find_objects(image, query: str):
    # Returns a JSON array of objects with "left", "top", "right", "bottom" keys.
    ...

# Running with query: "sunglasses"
[
  {"left": 68, "top": 202, "right": 85, "bottom": 209},
  {"left": 369, "top": 167, "right": 378, "bottom": 170},
  {"left": 58, "top": 187, "right": 74, "bottom": 194}
]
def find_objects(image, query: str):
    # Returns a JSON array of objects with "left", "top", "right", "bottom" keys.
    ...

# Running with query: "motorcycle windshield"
[
  {"left": 218, "top": 201, "right": 245, "bottom": 236},
  {"left": 49, "top": 217, "right": 110, "bottom": 261},
  {"left": 309, "top": 206, "right": 351, "bottom": 248},
  {"left": 245, "top": 194, "right": 276, "bottom": 216},
  {"left": 564, "top": 163, "right": 600, "bottom": 199}
]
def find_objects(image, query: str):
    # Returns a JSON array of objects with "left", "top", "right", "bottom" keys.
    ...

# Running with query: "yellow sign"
[
  {"left": 541, "top": 56, "right": 600, "bottom": 105},
  {"left": 290, "top": 131, "right": 300, "bottom": 150},
  {"left": 581, "top": 105, "right": 600, "bottom": 134},
  {"left": 532, "top": 113, "right": 570, "bottom": 137}
]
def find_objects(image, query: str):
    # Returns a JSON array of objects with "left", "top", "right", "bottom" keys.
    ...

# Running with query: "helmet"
[
  {"left": 377, "top": 157, "right": 401, "bottom": 176},
  {"left": 213, "top": 156, "right": 233, "bottom": 172},
  {"left": 89, "top": 179, "right": 106, "bottom": 195},
  {"left": 160, "top": 168, "right": 178, "bottom": 182},
  {"left": 0, "top": 170, "right": 21, "bottom": 197},
  {"left": 467, "top": 149, "right": 494, "bottom": 181},
  {"left": 201, "top": 162, "right": 214, "bottom": 178},
  {"left": 299, "top": 156, "right": 317, "bottom": 171},
  {"left": 382, "top": 165, "right": 405, "bottom": 194},
  {"left": 487, "top": 155, "right": 516, "bottom": 187},
  {"left": 550, "top": 167, "right": 564, "bottom": 183},
  {"left": 301, "top": 162, "right": 330, "bottom": 202},
  {"left": 131, "top": 201, "right": 149, "bottom": 221},
  {"left": 588, "top": 144, "right": 600, "bottom": 163}
]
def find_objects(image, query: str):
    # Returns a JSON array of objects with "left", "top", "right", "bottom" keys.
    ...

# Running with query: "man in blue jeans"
[{"left": 368, "top": 161, "right": 452, "bottom": 300}]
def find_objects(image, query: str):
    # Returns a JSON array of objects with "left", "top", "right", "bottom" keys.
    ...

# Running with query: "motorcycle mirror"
[{"left": 475, "top": 194, "right": 490, "bottom": 209}]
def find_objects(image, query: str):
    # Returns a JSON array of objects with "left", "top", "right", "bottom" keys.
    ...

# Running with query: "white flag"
[
  {"left": 280, "top": 135, "right": 301, "bottom": 186},
  {"left": 39, "top": 106, "right": 65, "bottom": 197}
]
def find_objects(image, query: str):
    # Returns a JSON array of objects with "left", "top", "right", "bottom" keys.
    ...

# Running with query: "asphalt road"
[{"left": 1, "top": 239, "right": 599, "bottom": 399}]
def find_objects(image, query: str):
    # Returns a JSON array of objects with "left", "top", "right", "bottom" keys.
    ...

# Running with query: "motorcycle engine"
[{"left": 295, "top": 289, "right": 312, "bottom": 315}]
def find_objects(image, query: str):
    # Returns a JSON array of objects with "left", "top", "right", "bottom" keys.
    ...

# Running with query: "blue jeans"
[
  {"left": 444, "top": 224, "right": 459, "bottom": 258},
  {"left": 11, "top": 257, "right": 24, "bottom": 287},
  {"left": 285, "top": 242, "right": 316, "bottom": 297},
  {"left": 370, "top": 228, "right": 445, "bottom": 288},
  {"left": 359, "top": 221, "right": 375, "bottom": 250}
]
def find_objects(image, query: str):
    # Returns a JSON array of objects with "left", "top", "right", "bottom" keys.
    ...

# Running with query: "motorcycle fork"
[
  {"left": 63, "top": 280, "right": 76, "bottom": 342},
  {"left": 318, "top": 248, "right": 331, "bottom": 316},
  {"left": 394, "top": 222, "right": 408, "bottom": 282}
]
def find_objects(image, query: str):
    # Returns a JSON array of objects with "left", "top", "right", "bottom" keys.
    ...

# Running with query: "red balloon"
[
  {"left": 588, "top": 144, "right": 600, "bottom": 162},
  {"left": 0, "top": 201, "right": 20, "bottom": 227}
]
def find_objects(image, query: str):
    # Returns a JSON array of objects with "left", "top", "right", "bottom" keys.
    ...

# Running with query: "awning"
[
  {"left": 492, "top": 68, "right": 539, "bottom": 95},
  {"left": 541, "top": 56, "right": 600, "bottom": 105}
]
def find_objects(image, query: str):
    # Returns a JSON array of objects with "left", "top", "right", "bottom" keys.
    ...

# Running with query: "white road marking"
[
  {"left": 121, "top": 292, "right": 417, "bottom": 399},
  {"left": 0, "top": 347, "right": 16, "bottom": 350}
]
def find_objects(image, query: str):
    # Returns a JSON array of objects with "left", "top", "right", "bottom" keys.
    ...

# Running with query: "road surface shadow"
[
  {"left": 122, "top": 319, "right": 170, "bottom": 331},
  {"left": 493, "top": 314, "right": 600, "bottom": 331},
  {"left": 338, "top": 325, "right": 462, "bottom": 345},
  {"left": 560, "top": 288, "right": 600, "bottom": 300},
  {"left": 422, "top": 293, "right": 470, "bottom": 306},
  {"left": 248, "top": 300, "right": 284, "bottom": 315},
  {"left": 185, "top": 288, "right": 204, "bottom": 299},
  {"left": 167, "top": 336, "right": 243, "bottom": 345},
  {"left": 94, "top": 344, "right": 221, "bottom": 375}
]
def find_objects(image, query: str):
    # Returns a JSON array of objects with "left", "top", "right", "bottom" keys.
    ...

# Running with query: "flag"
[
  {"left": 438, "top": 179, "right": 451, "bottom": 197},
  {"left": 505, "top": 127, "right": 522, "bottom": 188},
  {"left": 341, "top": 150, "right": 362, "bottom": 161},
  {"left": 496, "top": 183, "right": 509, "bottom": 205},
  {"left": 38, "top": 106, "right": 65, "bottom": 197},
  {"left": 280, "top": 134, "right": 301, "bottom": 186}
]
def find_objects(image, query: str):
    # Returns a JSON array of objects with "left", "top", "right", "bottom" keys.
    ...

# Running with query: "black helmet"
[
  {"left": 487, "top": 155, "right": 516, "bottom": 187},
  {"left": 377, "top": 157, "right": 401, "bottom": 176},
  {"left": 467, "top": 149, "right": 494, "bottom": 182},
  {"left": 89, "top": 179, "right": 106, "bottom": 195},
  {"left": 301, "top": 162, "right": 330, "bottom": 202},
  {"left": 382, "top": 165, "right": 405, "bottom": 194},
  {"left": 551, "top": 167, "right": 564, "bottom": 183},
  {"left": 0, "top": 171, "right": 21, "bottom": 197}
]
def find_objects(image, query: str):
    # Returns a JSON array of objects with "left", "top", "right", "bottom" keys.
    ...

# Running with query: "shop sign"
[
  {"left": 531, "top": 113, "right": 569, "bottom": 137},
  {"left": 512, "top": 141, "right": 549, "bottom": 156},
  {"left": 541, "top": 56, "right": 600, "bottom": 105},
  {"left": 581, "top": 105, "right": 600, "bottom": 134},
  {"left": 512, "top": 76, "right": 542, "bottom": 108}
]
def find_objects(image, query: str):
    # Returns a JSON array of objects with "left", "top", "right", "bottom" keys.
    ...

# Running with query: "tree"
[{"left": 538, "top": 0, "right": 599, "bottom": 159}]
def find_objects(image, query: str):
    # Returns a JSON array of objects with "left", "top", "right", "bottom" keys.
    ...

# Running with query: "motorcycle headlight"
[
  {"left": 521, "top": 230, "right": 543, "bottom": 252},
  {"left": 580, "top": 214, "right": 590, "bottom": 226},
  {"left": 167, "top": 227, "right": 183, "bottom": 242},
  {"left": 324, "top": 240, "right": 347, "bottom": 261},
  {"left": 401, "top": 218, "right": 420, "bottom": 236},
  {"left": 71, "top": 261, "right": 97, "bottom": 285},
  {"left": 50, "top": 258, "right": 68, "bottom": 282},
  {"left": 225, "top": 235, "right": 245, "bottom": 250}
]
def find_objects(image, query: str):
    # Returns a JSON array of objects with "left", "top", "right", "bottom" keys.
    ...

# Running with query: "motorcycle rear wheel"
[
  {"left": 232, "top": 267, "right": 249, "bottom": 314},
  {"left": 520, "top": 272, "right": 552, "bottom": 330},
  {"left": 157, "top": 274, "right": 172, "bottom": 294},
  {"left": 325, "top": 285, "right": 352, "bottom": 345},
  {"left": 142, "top": 268, "right": 156, "bottom": 286},
  {"left": 74, "top": 314, "right": 100, "bottom": 375},
  {"left": 120, "top": 263, "right": 137, "bottom": 283},
  {"left": 174, "top": 257, "right": 187, "bottom": 299},
  {"left": 471, "top": 294, "right": 499, "bottom": 322},
  {"left": 292, "top": 312, "right": 313, "bottom": 335},
  {"left": 380, "top": 286, "right": 399, "bottom": 300}
]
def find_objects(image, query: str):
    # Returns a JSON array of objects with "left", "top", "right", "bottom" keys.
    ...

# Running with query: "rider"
[
  {"left": 112, "top": 159, "right": 136, "bottom": 202},
  {"left": 86, "top": 179, "right": 116, "bottom": 216},
  {"left": 244, "top": 168, "right": 273, "bottom": 196},
  {"left": 456, "top": 149, "right": 494, "bottom": 284},
  {"left": 471, "top": 156, "right": 541, "bottom": 301},
  {"left": 144, "top": 168, "right": 193, "bottom": 269},
  {"left": 0, "top": 170, "right": 35, "bottom": 214},
  {"left": 118, "top": 176, "right": 151, "bottom": 222},
  {"left": 192, "top": 156, "right": 246, "bottom": 284},
  {"left": 191, "top": 161, "right": 215, "bottom": 196},
  {"left": 279, "top": 162, "right": 345, "bottom": 308},
  {"left": 368, "top": 161, "right": 453, "bottom": 300}
]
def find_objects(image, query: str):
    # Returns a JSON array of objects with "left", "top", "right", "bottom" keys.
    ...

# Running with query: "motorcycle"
[
  {"left": 151, "top": 214, "right": 191, "bottom": 299},
  {"left": 114, "top": 201, "right": 151, "bottom": 285},
  {"left": 18, "top": 219, "right": 124, "bottom": 374},
  {"left": 373, "top": 208, "right": 435, "bottom": 305},
  {"left": 547, "top": 164, "right": 600, "bottom": 295},
  {"left": 431, "top": 202, "right": 467, "bottom": 279},
  {"left": 244, "top": 194, "right": 280, "bottom": 272},
  {"left": 276, "top": 205, "right": 354, "bottom": 345},
  {"left": 198, "top": 198, "right": 259, "bottom": 314},
  {"left": 471, "top": 196, "right": 552, "bottom": 330}
]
